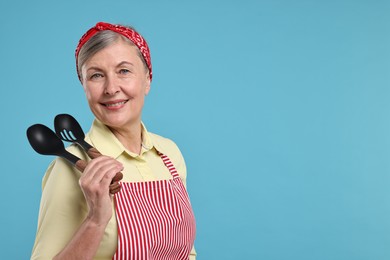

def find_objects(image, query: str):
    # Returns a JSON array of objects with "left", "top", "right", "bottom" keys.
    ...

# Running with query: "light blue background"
[{"left": 1, "top": 0, "right": 389, "bottom": 259}]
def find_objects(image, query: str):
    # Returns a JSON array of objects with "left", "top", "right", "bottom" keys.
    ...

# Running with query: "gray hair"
[{"left": 77, "top": 28, "right": 149, "bottom": 80}]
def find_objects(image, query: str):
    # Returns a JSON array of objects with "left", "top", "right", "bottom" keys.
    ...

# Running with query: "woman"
[{"left": 31, "top": 22, "right": 196, "bottom": 260}]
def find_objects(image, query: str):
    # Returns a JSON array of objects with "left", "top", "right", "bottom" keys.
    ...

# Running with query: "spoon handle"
[
  {"left": 75, "top": 159, "right": 88, "bottom": 172},
  {"left": 86, "top": 147, "right": 102, "bottom": 159}
]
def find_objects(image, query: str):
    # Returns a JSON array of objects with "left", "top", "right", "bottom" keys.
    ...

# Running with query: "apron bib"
[{"left": 113, "top": 153, "right": 196, "bottom": 260}]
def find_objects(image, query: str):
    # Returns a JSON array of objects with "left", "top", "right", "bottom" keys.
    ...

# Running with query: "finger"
[
  {"left": 109, "top": 182, "right": 121, "bottom": 193},
  {"left": 112, "top": 172, "right": 123, "bottom": 182},
  {"left": 80, "top": 157, "right": 122, "bottom": 191},
  {"left": 82, "top": 156, "right": 122, "bottom": 182},
  {"left": 80, "top": 168, "right": 120, "bottom": 197},
  {"left": 99, "top": 167, "right": 122, "bottom": 187},
  {"left": 109, "top": 185, "right": 121, "bottom": 194}
]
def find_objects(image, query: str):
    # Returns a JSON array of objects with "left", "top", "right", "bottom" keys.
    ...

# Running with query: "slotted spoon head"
[
  {"left": 54, "top": 114, "right": 86, "bottom": 142},
  {"left": 54, "top": 113, "right": 93, "bottom": 152}
]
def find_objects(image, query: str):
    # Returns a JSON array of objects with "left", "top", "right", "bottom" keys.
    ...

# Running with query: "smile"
[{"left": 103, "top": 100, "right": 128, "bottom": 107}]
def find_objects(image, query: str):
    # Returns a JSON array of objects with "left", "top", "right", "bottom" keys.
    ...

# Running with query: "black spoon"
[
  {"left": 54, "top": 113, "right": 123, "bottom": 188},
  {"left": 26, "top": 124, "right": 87, "bottom": 172}
]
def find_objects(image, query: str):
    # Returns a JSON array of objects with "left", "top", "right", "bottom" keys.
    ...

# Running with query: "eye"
[
  {"left": 119, "top": 68, "right": 131, "bottom": 74},
  {"left": 90, "top": 73, "right": 103, "bottom": 80}
]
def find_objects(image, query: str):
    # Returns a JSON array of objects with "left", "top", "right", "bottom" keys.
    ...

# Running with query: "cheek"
[
  {"left": 83, "top": 88, "right": 91, "bottom": 100},
  {"left": 124, "top": 84, "right": 142, "bottom": 98},
  {"left": 83, "top": 86, "right": 98, "bottom": 103},
  {"left": 83, "top": 84, "right": 97, "bottom": 97}
]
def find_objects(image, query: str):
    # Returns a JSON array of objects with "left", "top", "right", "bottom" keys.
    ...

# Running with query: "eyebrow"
[
  {"left": 86, "top": 66, "right": 102, "bottom": 72},
  {"left": 117, "top": 61, "right": 135, "bottom": 67},
  {"left": 86, "top": 61, "right": 135, "bottom": 72}
]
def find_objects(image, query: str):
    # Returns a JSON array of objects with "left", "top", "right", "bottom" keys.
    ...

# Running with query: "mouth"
[{"left": 101, "top": 100, "right": 129, "bottom": 108}]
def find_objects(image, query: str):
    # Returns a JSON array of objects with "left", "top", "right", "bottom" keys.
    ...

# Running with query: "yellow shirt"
[{"left": 31, "top": 119, "right": 196, "bottom": 259}]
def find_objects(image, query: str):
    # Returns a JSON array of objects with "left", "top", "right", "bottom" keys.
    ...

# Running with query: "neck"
[{"left": 109, "top": 122, "right": 143, "bottom": 155}]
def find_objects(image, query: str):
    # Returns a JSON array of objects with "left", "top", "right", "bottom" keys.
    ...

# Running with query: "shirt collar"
[{"left": 87, "top": 119, "right": 163, "bottom": 158}]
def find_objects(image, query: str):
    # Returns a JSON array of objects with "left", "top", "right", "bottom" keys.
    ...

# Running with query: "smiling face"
[{"left": 81, "top": 38, "right": 151, "bottom": 131}]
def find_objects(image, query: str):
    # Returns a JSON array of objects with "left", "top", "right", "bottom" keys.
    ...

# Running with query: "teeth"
[{"left": 106, "top": 101, "right": 126, "bottom": 107}]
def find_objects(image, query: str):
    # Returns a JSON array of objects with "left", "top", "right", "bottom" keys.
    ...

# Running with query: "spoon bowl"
[{"left": 54, "top": 114, "right": 93, "bottom": 151}]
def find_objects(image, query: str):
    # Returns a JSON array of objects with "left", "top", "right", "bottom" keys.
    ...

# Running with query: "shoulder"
[
  {"left": 148, "top": 131, "right": 188, "bottom": 180},
  {"left": 42, "top": 144, "right": 87, "bottom": 190},
  {"left": 148, "top": 132, "right": 184, "bottom": 162},
  {"left": 149, "top": 132, "right": 181, "bottom": 153},
  {"left": 149, "top": 131, "right": 185, "bottom": 162}
]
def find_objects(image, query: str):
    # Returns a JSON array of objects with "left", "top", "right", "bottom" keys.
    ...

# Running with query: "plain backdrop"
[{"left": 1, "top": 0, "right": 389, "bottom": 259}]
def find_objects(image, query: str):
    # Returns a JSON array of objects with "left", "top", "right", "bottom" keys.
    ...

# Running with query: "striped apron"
[{"left": 113, "top": 153, "right": 196, "bottom": 260}]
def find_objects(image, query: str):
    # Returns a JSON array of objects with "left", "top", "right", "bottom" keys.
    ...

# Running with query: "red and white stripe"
[{"left": 113, "top": 153, "right": 196, "bottom": 260}]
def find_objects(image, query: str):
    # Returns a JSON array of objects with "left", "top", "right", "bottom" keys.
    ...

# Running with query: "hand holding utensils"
[{"left": 54, "top": 114, "right": 123, "bottom": 190}]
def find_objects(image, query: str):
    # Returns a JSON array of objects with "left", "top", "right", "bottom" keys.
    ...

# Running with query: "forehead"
[{"left": 85, "top": 39, "right": 142, "bottom": 66}]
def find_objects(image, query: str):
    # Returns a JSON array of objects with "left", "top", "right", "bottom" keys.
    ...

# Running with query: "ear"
[{"left": 144, "top": 73, "right": 151, "bottom": 96}]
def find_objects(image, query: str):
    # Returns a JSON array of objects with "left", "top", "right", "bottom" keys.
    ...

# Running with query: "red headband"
[{"left": 75, "top": 22, "right": 152, "bottom": 81}]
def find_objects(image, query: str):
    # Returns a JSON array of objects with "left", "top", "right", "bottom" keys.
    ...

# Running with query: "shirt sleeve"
[
  {"left": 31, "top": 157, "right": 87, "bottom": 260},
  {"left": 189, "top": 245, "right": 197, "bottom": 259}
]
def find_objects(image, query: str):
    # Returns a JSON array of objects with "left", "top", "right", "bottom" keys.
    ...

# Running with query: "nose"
[{"left": 104, "top": 75, "right": 120, "bottom": 95}]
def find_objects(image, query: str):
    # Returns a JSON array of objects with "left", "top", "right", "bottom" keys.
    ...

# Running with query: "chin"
[{"left": 105, "top": 115, "right": 139, "bottom": 129}]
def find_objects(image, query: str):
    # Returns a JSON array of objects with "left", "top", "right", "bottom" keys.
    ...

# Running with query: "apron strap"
[{"left": 158, "top": 152, "right": 180, "bottom": 179}]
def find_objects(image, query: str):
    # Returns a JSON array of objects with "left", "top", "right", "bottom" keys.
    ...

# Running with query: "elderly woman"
[{"left": 31, "top": 22, "right": 196, "bottom": 260}]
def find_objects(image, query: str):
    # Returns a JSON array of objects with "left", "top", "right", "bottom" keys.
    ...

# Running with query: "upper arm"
[
  {"left": 189, "top": 245, "right": 197, "bottom": 259},
  {"left": 171, "top": 141, "right": 187, "bottom": 186},
  {"left": 31, "top": 158, "right": 86, "bottom": 259}
]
